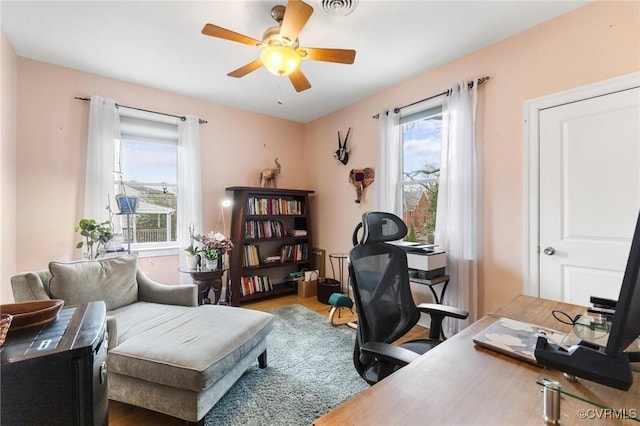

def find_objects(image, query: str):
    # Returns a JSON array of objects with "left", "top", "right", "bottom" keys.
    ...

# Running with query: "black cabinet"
[{"left": 1, "top": 301, "right": 108, "bottom": 426}]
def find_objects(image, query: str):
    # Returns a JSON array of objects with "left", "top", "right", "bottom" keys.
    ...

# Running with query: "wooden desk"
[{"left": 314, "top": 295, "right": 640, "bottom": 425}]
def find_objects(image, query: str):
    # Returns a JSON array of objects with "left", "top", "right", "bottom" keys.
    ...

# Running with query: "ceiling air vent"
[{"left": 321, "top": 0, "right": 359, "bottom": 16}]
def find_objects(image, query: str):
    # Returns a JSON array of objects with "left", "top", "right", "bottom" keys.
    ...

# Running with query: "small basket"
[
  {"left": 317, "top": 278, "right": 341, "bottom": 304},
  {"left": 0, "top": 314, "right": 13, "bottom": 346}
]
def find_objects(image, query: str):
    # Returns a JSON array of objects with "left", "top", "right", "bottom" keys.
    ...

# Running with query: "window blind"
[{"left": 119, "top": 108, "right": 179, "bottom": 144}]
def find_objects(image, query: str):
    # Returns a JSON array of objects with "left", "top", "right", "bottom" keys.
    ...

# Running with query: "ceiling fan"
[{"left": 201, "top": 0, "right": 356, "bottom": 92}]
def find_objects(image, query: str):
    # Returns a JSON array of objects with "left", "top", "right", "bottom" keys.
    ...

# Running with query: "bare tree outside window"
[{"left": 401, "top": 107, "right": 442, "bottom": 243}]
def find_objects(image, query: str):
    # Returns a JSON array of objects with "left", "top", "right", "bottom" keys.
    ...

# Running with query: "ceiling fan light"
[{"left": 260, "top": 45, "right": 301, "bottom": 77}]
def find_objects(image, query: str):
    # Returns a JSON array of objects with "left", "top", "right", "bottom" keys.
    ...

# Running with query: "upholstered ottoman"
[{"left": 106, "top": 302, "right": 273, "bottom": 423}]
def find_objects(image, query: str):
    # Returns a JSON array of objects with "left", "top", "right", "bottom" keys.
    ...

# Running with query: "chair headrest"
[{"left": 360, "top": 211, "right": 408, "bottom": 244}]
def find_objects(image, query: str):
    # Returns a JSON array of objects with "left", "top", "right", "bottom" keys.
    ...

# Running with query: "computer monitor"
[
  {"left": 606, "top": 209, "right": 640, "bottom": 359},
  {"left": 535, "top": 210, "right": 640, "bottom": 391}
]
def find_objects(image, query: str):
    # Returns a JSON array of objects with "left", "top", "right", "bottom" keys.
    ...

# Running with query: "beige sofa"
[{"left": 11, "top": 254, "right": 274, "bottom": 425}]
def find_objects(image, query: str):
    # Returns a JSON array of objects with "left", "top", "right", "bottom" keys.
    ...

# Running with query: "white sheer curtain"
[
  {"left": 177, "top": 115, "right": 203, "bottom": 284},
  {"left": 374, "top": 108, "right": 401, "bottom": 213},
  {"left": 435, "top": 80, "right": 479, "bottom": 336},
  {"left": 84, "top": 96, "right": 119, "bottom": 222}
]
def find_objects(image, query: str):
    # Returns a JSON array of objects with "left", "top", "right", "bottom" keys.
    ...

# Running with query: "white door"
[{"left": 539, "top": 87, "right": 640, "bottom": 305}]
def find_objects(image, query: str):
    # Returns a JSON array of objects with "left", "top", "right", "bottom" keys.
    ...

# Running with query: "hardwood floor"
[{"left": 108, "top": 293, "right": 431, "bottom": 425}]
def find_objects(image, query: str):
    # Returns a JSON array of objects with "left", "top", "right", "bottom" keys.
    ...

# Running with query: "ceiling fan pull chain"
[{"left": 277, "top": 80, "right": 284, "bottom": 105}]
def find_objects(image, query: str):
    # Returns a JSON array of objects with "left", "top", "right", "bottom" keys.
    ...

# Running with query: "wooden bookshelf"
[{"left": 226, "top": 187, "right": 314, "bottom": 306}]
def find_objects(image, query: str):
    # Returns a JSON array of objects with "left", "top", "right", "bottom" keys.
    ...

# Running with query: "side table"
[
  {"left": 329, "top": 252, "right": 348, "bottom": 294},
  {"left": 1, "top": 302, "right": 108, "bottom": 425},
  {"left": 179, "top": 267, "right": 229, "bottom": 305},
  {"left": 409, "top": 274, "right": 450, "bottom": 304}
]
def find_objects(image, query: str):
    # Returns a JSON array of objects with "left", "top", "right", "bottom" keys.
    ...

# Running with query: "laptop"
[{"left": 472, "top": 317, "right": 568, "bottom": 365}]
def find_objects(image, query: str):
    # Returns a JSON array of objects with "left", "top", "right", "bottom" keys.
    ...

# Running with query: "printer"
[{"left": 390, "top": 241, "right": 446, "bottom": 279}]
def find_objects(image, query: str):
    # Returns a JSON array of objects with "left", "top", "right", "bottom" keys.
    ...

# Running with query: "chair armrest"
[
  {"left": 136, "top": 269, "right": 198, "bottom": 307},
  {"left": 361, "top": 341, "right": 421, "bottom": 367},
  {"left": 416, "top": 303, "right": 469, "bottom": 319},
  {"left": 417, "top": 303, "right": 469, "bottom": 339},
  {"left": 105, "top": 315, "right": 118, "bottom": 350},
  {"left": 10, "top": 272, "right": 52, "bottom": 302}
]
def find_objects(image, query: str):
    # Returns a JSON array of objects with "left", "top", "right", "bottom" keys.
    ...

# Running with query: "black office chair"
[{"left": 349, "top": 211, "right": 469, "bottom": 385}]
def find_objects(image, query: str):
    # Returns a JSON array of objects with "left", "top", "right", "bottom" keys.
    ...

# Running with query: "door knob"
[{"left": 543, "top": 247, "right": 555, "bottom": 256}]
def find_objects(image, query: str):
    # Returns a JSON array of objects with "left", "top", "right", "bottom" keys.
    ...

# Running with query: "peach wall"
[
  {"left": 5, "top": 1, "right": 639, "bottom": 312},
  {"left": 304, "top": 0, "right": 640, "bottom": 315},
  {"left": 13, "top": 59, "right": 305, "bottom": 288},
  {"left": 1, "top": 29, "right": 18, "bottom": 303}
]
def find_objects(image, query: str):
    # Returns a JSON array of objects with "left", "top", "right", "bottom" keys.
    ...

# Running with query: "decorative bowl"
[
  {"left": 0, "top": 299, "right": 65, "bottom": 332},
  {"left": 0, "top": 314, "right": 12, "bottom": 345}
]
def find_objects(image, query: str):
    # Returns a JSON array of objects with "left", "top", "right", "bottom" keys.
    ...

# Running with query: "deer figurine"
[{"left": 259, "top": 158, "right": 281, "bottom": 188}]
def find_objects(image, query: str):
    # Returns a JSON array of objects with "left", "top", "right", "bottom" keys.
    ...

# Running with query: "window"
[
  {"left": 400, "top": 104, "right": 443, "bottom": 244},
  {"left": 115, "top": 114, "right": 179, "bottom": 251}
]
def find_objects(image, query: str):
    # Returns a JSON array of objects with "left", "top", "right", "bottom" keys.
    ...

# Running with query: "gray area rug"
[{"left": 205, "top": 304, "right": 368, "bottom": 425}]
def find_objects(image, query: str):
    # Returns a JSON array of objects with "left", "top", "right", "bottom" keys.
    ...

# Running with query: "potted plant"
[
  {"left": 114, "top": 170, "right": 138, "bottom": 214},
  {"left": 184, "top": 222, "right": 202, "bottom": 269},
  {"left": 75, "top": 218, "right": 114, "bottom": 259},
  {"left": 201, "top": 231, "right": 234, "bottom": 270}
]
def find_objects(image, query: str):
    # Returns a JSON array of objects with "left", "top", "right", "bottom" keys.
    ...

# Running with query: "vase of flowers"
[{"left": 201, "top": 231, "right": 234, "bottom": 270}]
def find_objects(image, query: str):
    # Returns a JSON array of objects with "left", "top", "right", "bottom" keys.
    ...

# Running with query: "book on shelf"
[
  {"left": 243, "top": 244, "right": 261, "bottom": 267},
  {"left": 240, "top": 275, "right": 274, "bottom": 296},
  {"left": 280, "top": 243, "right": 309, "bottom": 262},
  {"left": 244, "top": 220, "right": 285, "bottom": 239},
  {"left": 246, "top": 197, "right": 303, "bottom": 215},
  {"left": 287, "top": 229, "right": 307, "bottom": 237}
]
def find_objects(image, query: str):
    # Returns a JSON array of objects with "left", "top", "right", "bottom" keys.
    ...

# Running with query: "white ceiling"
[{"left": 1, "top": 0, "right": 589, "bottom": 123}]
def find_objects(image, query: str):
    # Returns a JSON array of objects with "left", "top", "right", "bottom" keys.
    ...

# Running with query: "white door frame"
[{"left": 523, "top": 72, "right": 640, "bottom": 298}]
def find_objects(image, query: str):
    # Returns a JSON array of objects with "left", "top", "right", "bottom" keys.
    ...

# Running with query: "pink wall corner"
[
  {"left": 1, "top": 29, "right": 18, "bottom": 303},
  {"left": 15, "top": 58, "right": 306, "bottom": 283},
  {"left": 303, "top": 0, "right": 640, "bottom": 315}
]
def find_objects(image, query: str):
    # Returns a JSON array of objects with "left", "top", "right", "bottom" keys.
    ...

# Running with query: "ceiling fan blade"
[
  {"left": 227, "top": 59, "right": 263, "bottom": 78},
  {"left": 202, "top": 23, "right": 261, "bottom": 47},
  {"left": 280, "top": 0, "right": 313, "bottom": 43},
  {"left": 301, "top": 47, "right": 356, "bottom": 64},
  {"left": 289, "top": 68, "right": 312, "bottom": 92}
]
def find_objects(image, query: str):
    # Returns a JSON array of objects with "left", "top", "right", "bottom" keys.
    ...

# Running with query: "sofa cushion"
[
  {"left": 48, "top": 254, "right": 138, "bottom": 311},
  {"left": 107, "top": 302, "right": 274, "bottom": 392}
]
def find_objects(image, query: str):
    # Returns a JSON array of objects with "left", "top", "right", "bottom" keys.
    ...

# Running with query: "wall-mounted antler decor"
[
  {"left": 349, "top": 167, "right": 374, "bottom": 203},
  {"left": 333, "top": 127, "right": 350, "bottom": 165}
]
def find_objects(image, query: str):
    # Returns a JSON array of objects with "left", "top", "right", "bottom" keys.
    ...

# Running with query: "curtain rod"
[
  {"left": 74, "top": 97, "right": 208, "bottom": 124},
  {"left": 372, "top": 76, "right": 490, "bottom": 119}
]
